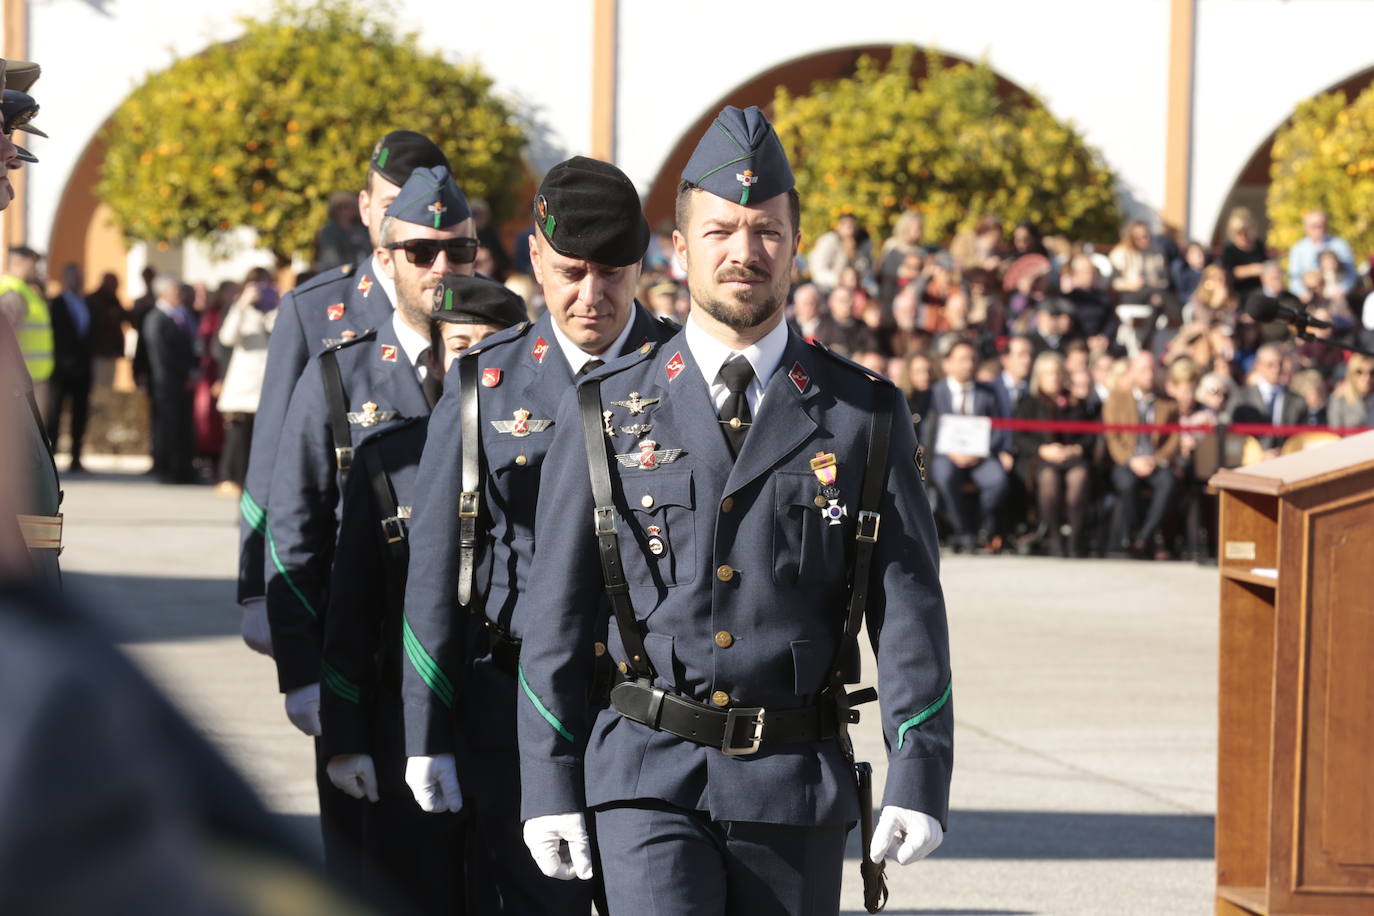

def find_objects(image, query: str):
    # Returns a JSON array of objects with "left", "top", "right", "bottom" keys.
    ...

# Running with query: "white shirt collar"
[
  {"left": 370, "top": 253, "right": 397, "bottom": 309},
  {"left": 686, "top": 312, "right": 789, "bottom": 414},
  {"left": 391, "top": 310, "right": 432, "bottom": 378},
  {"left": 1256, "top": 378, "right": 1277, "bottom": 398},
  {"left": 946, "top": 377, "right": 971, "bottom": 397},
  {"left": 549, "top": 308, "right": 637, "bottom": 374}
]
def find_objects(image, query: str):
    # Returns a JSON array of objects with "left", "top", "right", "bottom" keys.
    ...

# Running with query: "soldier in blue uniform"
[
  {"left": 401, "top": 157, "right": 677, "bottom": 913},
  {"left": 319, "top": 275, "right": 527, "bottom": 913},
  {"left": 238, "top": 130, "right": 451, "bottom": 660},
  {"left": 514, "top": 107, "right": 954, "bottom": 915},
  {"left": 264, "top": 165, "right": 476, "bottom": 873}
]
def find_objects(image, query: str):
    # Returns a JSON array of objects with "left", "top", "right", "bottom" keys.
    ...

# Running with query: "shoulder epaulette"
[
  {"left": 656, "top": 315, "right": 681, "bottom": 333},
  {"left": 324, "top": 327, "right": 377, "bottom": 353},
  {"left": 466, "top": 319, "right": 534, "bottom": 355},
  {"left": 588, "top": 338, "right": 660, "bottom": 383},
  {"left": 809, "top": 339, "right": 896, "bottom": 388},
  {"left": 291, "top": 263, "right": 357, "bottom": 296}
]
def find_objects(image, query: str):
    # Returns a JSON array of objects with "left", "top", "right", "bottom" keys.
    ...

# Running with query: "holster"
[{"left": 855, "top": 761, "right": 888, "bottom": 914}]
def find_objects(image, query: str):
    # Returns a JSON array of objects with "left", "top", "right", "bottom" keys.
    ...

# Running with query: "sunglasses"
[{"left": 387, "top": 237, "right": 480, "bottom": 267}]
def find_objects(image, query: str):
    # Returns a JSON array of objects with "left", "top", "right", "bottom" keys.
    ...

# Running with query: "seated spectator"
[
  {"left": 1197, "top": 371, "right": 1233, "bottom": 416},
  {"left": 1014, "top": 352, "right": 1092, "bottom": 556},
  {"left": 904, "top": 351, "right": 935, "bottom": 442},
  {"left": 1028, "top": 298, "right": 1078, "bottom": 354},
  {"left": 1288, "top": 369, "right": 1329, "bottom": 426},
  {"left": 857, "top": 295, "right": 890, "bottom": 352},
  {"left": 1226, "top": 343, "right": 1304, "bottom": 450},
  {"left": 789, "top": 283, "right": 824, "bottom": 342},
  {"left": 809, "top": 212, "right": 872, "bottom": 291},
  {"left": 1166, "top": 357, "right": 1217, "bottom": 559},
  {"left": 975, "top": 357, "right": 1001, "bottom": 386},
  {"left": 1062, "top": 253, "right": 1117, "bottom": 345},
  {"left": 887, "top": 285, "right": 931, "bottom": 357},
  {"left": 874, "top": 210, "right": 930, "bottom": 307},
  {"left": 914, "top": 253, "right": 958, "bottom": 331},
  {"left": 1069, "top": 366, "right": 1097, "bottom": 414},
  {"left": 1109, "top": 220, "right": 1170, "bottom": 304},
  {"left": 1328, "top": 354, "right": 1374, "bottom": 427},
  {"left": 1089, "top": 350, "right": 1120, "bottom": 407},
  {"left": 1219, "top": 207, "right": 1266, "bottom": 301},
  {"left": 1010, "top": 221, "right": 1048, "bottom": 259},
  {"left": 1171, "top": 241, "right": 1208, "bottom": 304},
  {"left": 1294, "top": 306, "right": 1346, "bottom": 376},
  {"left": 1287, "top": 209, "right": 1355, "bottom": 297},
  {"left": 924, "top": 339, "right": 1012, "bottom": 552},
  {"left": 1104, "top": 352, "right": 1180, "bottom": 559},
  {"left": 813, "top": 285, "right": 877, "bottom": 356},
  {"left": 1064, "top": 340, "right": 1090, "bottom": 376},
  {"left": 1316, "top": 250, "right": 1354, "bottom": 322},
  {"left": 1184, "top": 264, "right": 1234, "bottom": 327},
  {"left": 993, "top": 335, "right": 1033, "bottom": 415}
]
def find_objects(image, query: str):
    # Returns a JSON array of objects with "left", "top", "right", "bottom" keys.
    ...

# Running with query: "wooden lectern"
[{"left": 1209, "top": 431, "right": 1374, "bottom": 915}]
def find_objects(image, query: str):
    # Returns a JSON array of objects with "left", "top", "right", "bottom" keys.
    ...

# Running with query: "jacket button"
[
  {"left": 515, "top": 454, "right": 528, "bottom": 466},
  {"left": 715, "top": 564, "right": 735, "bottom": 582},
  {"left": 721, "top": 497, "right": 734, "bottom": 513},
  {"left": 618, "top": 662, "right": 629, "bottom": 675},
  {"left": 711, "top": 690, "right": 730, "bottom": 707},
  {"left": 641, "top": 494, "right": 654, "bottom": 509},
  {"left": 714, "top": 631, "right": 734, "bottom": 648},
  {"left": 594, "top": 641, "right": 606, "bottom": 657}
]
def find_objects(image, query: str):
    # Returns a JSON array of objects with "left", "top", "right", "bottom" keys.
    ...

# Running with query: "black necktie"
[
  {"left": 576, "top": 358, "right": 605, "bottom": 380},
  {"left": 718, "top": 355, "right": 755, "bottom": 458},
  {"left": 420, "top": 348, "right": 443, "bottom": 409}
]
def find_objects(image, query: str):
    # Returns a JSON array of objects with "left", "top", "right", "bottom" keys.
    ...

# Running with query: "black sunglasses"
[{"left": 387, "top": 237, "right": 480, "bottom": 267}]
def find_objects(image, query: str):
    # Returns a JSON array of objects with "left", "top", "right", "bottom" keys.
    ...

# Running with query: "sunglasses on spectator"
[{"left": 386, "top": 237, "right": 480, "bottom": 267}]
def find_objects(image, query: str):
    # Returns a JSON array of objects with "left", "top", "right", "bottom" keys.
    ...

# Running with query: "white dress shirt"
[
  {"left": 370, "top": 253, "right": 398, "bottom": 309},
  {"left": 550, "top": 309, "right": 638, "bottom": 376},
  {"left": 391, "top": 310, "right": 433, "bottom": 382},
  {"left": 945, "top": 377, "right": 974, "bottom": 415},
  {"left": 685, "top": 312, "right": 788, "bottom": 417}
]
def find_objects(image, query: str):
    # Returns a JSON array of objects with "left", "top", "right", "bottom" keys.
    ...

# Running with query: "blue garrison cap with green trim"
[
  {"left": 681, "top": 105, "right": 794, "bottom": 207},
  {"left": 384, "top": 165, "right": 471, "bottom": 229}
]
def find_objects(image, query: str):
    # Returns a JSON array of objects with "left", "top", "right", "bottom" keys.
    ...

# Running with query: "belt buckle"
[
  {"left": 458, "top": 491, "right": 480, "bottom": 519},
  {"left": 594, "top": 506, "right": 617, "bottom": 536},
  {"left": 335, "top": 446, "right": 354, "bottom": 471},
  {"left": 722, "top": 706, "right": 766, "bottom": 756},
  {"left": 856, "top": 510, "right": 881, "bottom": 543},
  {"left": 380, "top": 516, "right": 406, "bottom": 544}
]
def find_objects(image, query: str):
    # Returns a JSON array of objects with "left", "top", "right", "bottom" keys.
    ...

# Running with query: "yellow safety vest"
[{"left": 0, "top": 275, "right": 52, "bottom": 382}]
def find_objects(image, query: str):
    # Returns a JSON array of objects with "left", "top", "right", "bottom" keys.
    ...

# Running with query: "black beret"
[
  {"left": 2, "top": 90, "right": 44, "bottom": 138},
  {"left": 385, "top": 166, "right": 471, "bottom": 228},
  {"left": 432, "top": 275, "right": 526, "bottom": 328},
  {"left": 681, "top": 105, "right": 794, "bottom": 206},
  {"left": 369, "top": 130, "right": 450, "bottom": 187},
  {"left": 533, "top": 156, "right": 649, "bottom": 268}
]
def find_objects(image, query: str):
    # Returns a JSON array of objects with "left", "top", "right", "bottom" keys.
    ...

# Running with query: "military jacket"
[{"left": 514, "top": 327, "right": 954, "bottom": 828}]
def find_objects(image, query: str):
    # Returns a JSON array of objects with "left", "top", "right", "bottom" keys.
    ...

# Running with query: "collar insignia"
[
  {"left": 357, "top": 274, "right": 374, "bottom": 297},
  {"left": 327, "top": 303, "right": 345, "bottom": 321},
  {"left": 532, "top": 336, "right": 550, "bottom": 364},
  {"left": 789, "top": 361, "right": 810, "bottom": 394},
  {"left": 664, "top": 351, "right": 685, "bottom": 382},
  {"left": 482, "top": 368, "right": 502, "bottom": 388},
  {"left": 380, "top": 344, "right": 398, "bottom": 362}
]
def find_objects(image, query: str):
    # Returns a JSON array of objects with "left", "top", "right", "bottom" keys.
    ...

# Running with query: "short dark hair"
[{"left": 674, "top": 180, "right": 801, "bottom": 237}]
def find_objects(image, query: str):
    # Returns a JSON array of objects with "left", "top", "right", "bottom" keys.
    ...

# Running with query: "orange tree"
[
  {"left": 98, "top": 0, "right": 526, "bottom": 263},
  {"left": 771, "top": 46, "right": 1120, "bottom": 248}
]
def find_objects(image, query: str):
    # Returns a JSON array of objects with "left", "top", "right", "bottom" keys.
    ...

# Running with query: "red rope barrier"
[{"left": 982, "top": 417, "right": 1373, "bottom": 437}]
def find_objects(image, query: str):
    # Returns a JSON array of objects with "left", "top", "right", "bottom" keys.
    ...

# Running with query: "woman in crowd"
[
  {"left": 214, "top": 267, "right": 278, "bottom": 497},
  {"left": 1013, "top": 351, "right": 1092, "bottom": 557},
  {"left": 1218, "top": 207, "right": 1266, "bottom": 301},
  {"left": 1171, "top": 242, "right": 1209, "bottom": 304},
  {"left": 1328, "top": 353, "right": 1374, "bottom": 427},
  {"left": 1109, "top": 220, "right": 1170, "bottom": 304},
  {"left": 904, "top": 351, "right": 935, "bottom": 442},
  {"left": 874, "top": 210, "right": 928, "bottom": 307}
]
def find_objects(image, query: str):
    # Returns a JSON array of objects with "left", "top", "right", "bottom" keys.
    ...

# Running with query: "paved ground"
[{"left": 58, "top": 466, "right": 1218, "bottom": 915}]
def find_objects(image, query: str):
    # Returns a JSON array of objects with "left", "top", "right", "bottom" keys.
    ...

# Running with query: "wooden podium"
[{"left": 1209, "top": 431, "right": 1374, "bottom": 915}]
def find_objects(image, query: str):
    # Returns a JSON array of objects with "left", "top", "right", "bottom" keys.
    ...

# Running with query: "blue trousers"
[
  {"left": 930, "top": 454, "right": 1009, "bottom": 538},
  {"left": 593, "top": 801, "right": 847, "bottom": 916}
]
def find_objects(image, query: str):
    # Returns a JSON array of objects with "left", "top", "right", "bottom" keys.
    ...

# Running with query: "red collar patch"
[
  {"left": 532, "top": 337, "right": 550, "bottom": 364},
  {"left": 326, "top": 303, "right": 345, "bottom": 321},
  {"left": 380, "top": 344, "right": 398, "bottom": 362},
  {"left": 664, "top": 351, "right": 685, "bottom": 382},
  {"left": 357, "top": 275, "right": 374, "bottom": 297},
  {"left": 482, "top": 368, "right": 502, "bottom": 387},
  {"left": 789, "top": 361, "right": 810, "bottom": 394}
]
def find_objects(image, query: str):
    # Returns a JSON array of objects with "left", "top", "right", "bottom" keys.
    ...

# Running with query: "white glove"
[
  {"left": 326, "top": 754, "right": 380, "bottom": 802},
  {"left": 283, "top": 683, "right": 322, "bottom": 736},
  {"left": 240, "top": 597, "right": 273, "bottom": 657},
  {"left": 405, "top": 754, "right": 463, "bottom": 813},
  {"left": 869, "top": 806, "right": 943, "bottom": 866},
  {"left": 523, "top": 812, "right": 594, "bottom": 880}
]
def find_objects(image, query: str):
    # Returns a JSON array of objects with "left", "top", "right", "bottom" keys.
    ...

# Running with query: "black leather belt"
[
  {"left": 610, "top": 680, "right": 867, "bottom": 756},
  {"left": 481, "top": 619, "right": 520, "bottom": 677}
]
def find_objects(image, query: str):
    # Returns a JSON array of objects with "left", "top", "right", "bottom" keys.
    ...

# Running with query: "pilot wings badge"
[
  {"left": 616, "top": 439, "right": 683, "bottom": 471},
  {"left": 491, "top": 408, "right": 552, "bottom": 438},
  {"left": 610, "top": 392, "right": 661, "bottom": 415},
  {"left": 346, "top": 401, "right": 397, "bottom": 428}
]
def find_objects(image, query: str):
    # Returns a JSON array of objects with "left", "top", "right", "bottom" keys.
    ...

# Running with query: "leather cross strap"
[
  {"left": 578, "top": 378, "right": 655, "bottom": 683},
  {"left": 357, "top": 443, "right": 408, "bottom": 575},
  {"left": 319, "top": 349, "right": 354, "bottom": 476},
  {"left": 456, "top": 355, "right": 481, "bottom": 607}
]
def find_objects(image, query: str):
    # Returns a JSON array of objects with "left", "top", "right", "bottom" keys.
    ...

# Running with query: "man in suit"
[
  {"left": 46, "top": 263, "right": 94, "bottom": 471},
  {"left": 513, "top": 106, "right": 951, "bottom": 915},
  {"left": 264, "top": 165, "right": 474, "bottom": 874},
  {"left": 1104, "top": 351, "right": 1180, "bottom": 559},
  {"left": 924, "top": 338, "right": 1012, "bottom": 551},
  {"left": 993, "top": 334, "right": 1033, "bottom": 416},
  {"left": 1225, "top": 343, "right": 1304, "bottom": 451},
  {"left": 237, "top": 130, "right": 451, "bottom": 657},
  {"left": 401, "top": 157, "right": 678, "bottom": 914},
  {"left": 141, "top": 275, "right": 196, "bottom": 484}
]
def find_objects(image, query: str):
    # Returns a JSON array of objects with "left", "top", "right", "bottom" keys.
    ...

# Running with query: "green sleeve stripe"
[
  {"left": 896, "top": 681, "right": 952, "bottom": 751},
  {"left": 240, "top": 490, "right": 267, "bottom": 534},
  {"left": 321, "top": 660, "right": 361, "bottom": 704},
  {"left": 264, "top": 524, "right": 317, "bottom": 618},
  {"left": 517, "top": 664, "right": 574, "bottom": 744},
  {"left": 402, "top": 618, "right": 455, "bottom": 707}
]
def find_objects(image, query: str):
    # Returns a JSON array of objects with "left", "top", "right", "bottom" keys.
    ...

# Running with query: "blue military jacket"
[
  {"left": 514, "top": 327, "right": 954, "bottom": 828},
  {"left": 238, "top": 259, "right": 392, "bottom": 604},
  {"left": 265, "top": 319, "right": 428, "bottom": 693},
  {"left": 401, "top": 306, "right": 675, "bottom": 757},
  {"left": 320, "top": 417, "right": 427, "bottom": 759}
]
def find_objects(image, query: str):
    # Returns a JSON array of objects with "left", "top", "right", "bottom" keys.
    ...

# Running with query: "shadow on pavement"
[
  {"left": 847, "top": 809, "right": 1213, "bottom": 860},
  {"left": 64, "top": 571, "right": 242, "bottom": 643},
  {"left": 842, "top": 911, "right": 1034, "bottom": 915},
  {"left": 274, "top": 813, "right": 325, "bottom": 864}
]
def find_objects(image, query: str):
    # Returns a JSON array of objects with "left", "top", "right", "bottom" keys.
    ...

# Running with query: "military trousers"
[{"left": 593, "top": 800, "right": 847, "bottom": 916}]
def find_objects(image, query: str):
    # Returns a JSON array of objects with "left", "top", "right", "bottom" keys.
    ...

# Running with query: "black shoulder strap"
[
  {"left": 319, "top": 349, "right": 354, "bottom": 476},
  {"left": 358, "top": 442, "right": 408, "bottom": 573},
  {"left": 578, "top": 378, "right": 655, "bottom": 683},
  {"left": 457, "top": 356, "right": 481, "bottom": 607}
]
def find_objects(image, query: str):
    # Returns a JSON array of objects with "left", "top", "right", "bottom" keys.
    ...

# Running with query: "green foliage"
[
  {"left": 1267, "top": 87, "right": 1374, "bottom": 259},
  {"left": 98, "top": 0, "right": 526, "bottom": 262},
  {"left": 772, "top": 46, "right": 1121, "bottom": 249}
]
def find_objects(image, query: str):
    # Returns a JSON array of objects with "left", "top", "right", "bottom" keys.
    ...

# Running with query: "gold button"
[
  {"left": 618, "top": 662, "right": 629, "bottom": 675},
  {"left": 721, "top": 497, "right": 734, "bottom": 513},
  {"left": 814, "top": 494, "right": 827, "bottom": 508},
  {"left": 594, "top": 641, "right": 606, "bottom": 657},
  {"left": 714, "top": 631, "right": 734, "bottom": 648},
  {"left": 515, "top": 454, "right": 528, "bottom": 466},
  {"left": 711, "top": 690, "right": 730, "bottom": 707},
  {"left": 728, "top": 417, "right": 742, "bottom": 429},
  {"left": 641, "top": 494, "right": 654, "bottom": 509},
  {"left": 716, "top": 564, "right": 735, "bottom": 582}
]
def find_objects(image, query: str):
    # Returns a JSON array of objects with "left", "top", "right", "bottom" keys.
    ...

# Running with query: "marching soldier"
[
  {"left": 400, "top": 157, "right": 677, "bottom": 913},
  {"left": 319, "top": 275, "right": 527, "bottom": 913},
  {"left": 264, "top": 165, "right": 476, "bottom": 871},
  {"left": 514, "top": 107, "right": 954, "bottom": 914},
  {"left": 238, "top": 130, "right": 450, "bottom": 656}
]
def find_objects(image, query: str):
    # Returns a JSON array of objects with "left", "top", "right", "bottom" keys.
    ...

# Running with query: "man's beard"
[
  {"left": 395, "top": 271, "right": 436, "bottom": 332},
  {"left": 690, "top": 265, "right": 787, "bottom": 330}
]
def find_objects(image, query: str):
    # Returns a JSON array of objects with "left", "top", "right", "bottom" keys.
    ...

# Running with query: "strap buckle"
[
  {"left": 335, "top": 446, "right": 353, "bottom": 471},
  {"left": 380, "top": 516, "right": 407, "bottom": 544},
  {"left": 594, "top": 506, "right": 617, "bottom": 536},
  {"left": 856, "top": 510, "right": 881, "bottom": 543},
  {"left": 458, "top": 491, "right": 480, "bottom": 519},
  {"left": 722, "top": 706, "right": 766, "bottom": 756}
]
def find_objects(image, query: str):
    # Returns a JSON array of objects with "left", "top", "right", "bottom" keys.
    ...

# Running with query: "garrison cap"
[
  {"left": 2, "top": 90, "right": 45, "bottom": 138},
  {"left": 385, "top": 166, "right": 471, "bottom": 229},
  {"left": 533, "top": 156, "right": 649, "bottom": 268},
  {"left": 681, "top": 105, "right": 794, "bottom": 207},
  {"left": 369, "top": 130, "right": 451, "bottom": 187},
  {"left": 432, "top": 274, "right": 527, "bottom": 328}
]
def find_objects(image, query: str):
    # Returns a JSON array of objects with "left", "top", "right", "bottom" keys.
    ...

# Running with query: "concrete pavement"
[{"left": 57, "top": 470, "right": 1218, "bottom": 915}]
